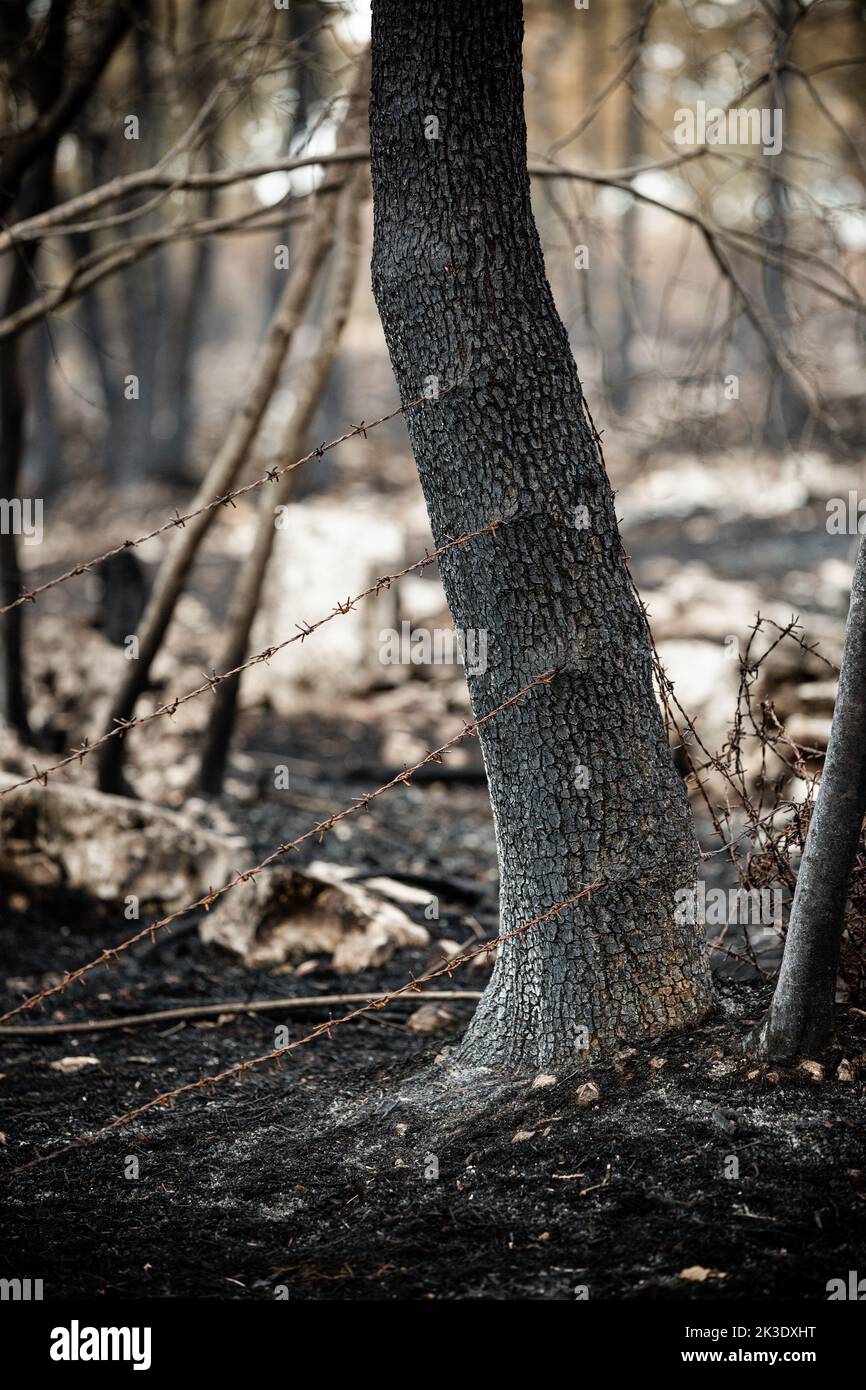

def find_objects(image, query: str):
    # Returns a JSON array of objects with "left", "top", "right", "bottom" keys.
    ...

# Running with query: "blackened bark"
[
  {"left": 0, "top": 231, "right": 35, "bottom": 738},
  {"left": 24, "top": 319, "right": 62, "bottom": 496},
  {"left": 125, "top": 0, "right": 170, "bottom": 486},
  {"left": 0, "top": 0, "right": 71, "bottom": 739},
  {"left": 153, "top": 0, "right": 217, "bottom": 482},
  {"left": 762, "top": 0, "right": 809, "bottom": 449},
  {"left": 265, "top": 0, "right": 321, "bottom": 321},
  {"left": 370, "top": 0, "right": 713, "bottom": 1073},
  {"left": 756, "top": 532, "right": 866, "bottom": 1058},
  {"left": 70, "top": 136, "right": 128, "bottom": 480}
]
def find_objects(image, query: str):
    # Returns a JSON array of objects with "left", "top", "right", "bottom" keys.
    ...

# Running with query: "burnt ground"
[
  {"left": 1, "top": 846, "right": 865, "bottom": 1301},
  {"left": 1, "top": 638, "right": 864, "bottom": 1301}
]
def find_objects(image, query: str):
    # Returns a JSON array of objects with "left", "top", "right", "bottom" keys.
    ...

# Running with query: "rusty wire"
[
  {"left": 2, "top": 882, "right": 599, "bottom": 1180},
  {"left": 0, "top": 396, "right": 429, "bottom": 618},
  {"left": 1, "top": 517, "right": 503, "bottom": 797},
  {"left": 579, "top": 394, "right": 839, "bottom": 976},
  {"left": 3, "top": 403, "right": 853, "bottom": 1178},
  {"left": 0, "top": 668, "right": 556, "bottom": 1025}
]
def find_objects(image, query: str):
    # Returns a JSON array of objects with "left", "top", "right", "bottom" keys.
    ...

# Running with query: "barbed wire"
[
  {"left": 579, "top": 392, "right": 834, "bottom": 970},
  {"left": 0, "top": 667, "right": 555, "bottom": 1025},
  {"left": 0, "top": 395, "right": 428, "bottom": 617},
  {"left": 0, "top": 516, "right": 503, "bottom": 797},
  {"left": 2, "top": 881, "right": 599, "bottom": 1180}
]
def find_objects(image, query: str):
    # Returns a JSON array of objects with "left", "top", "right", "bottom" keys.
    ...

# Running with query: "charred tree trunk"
[
  {"left": 70, "top": 135, "right": 129, "bottom": 481},
  {"left": 0, "top": 234, "right": 37, "bottom": 740},
  {"left": 265, "top": 0, "right": 322, "bottom": 321},
  {"left": 762, "top": 0, "right": 809, "bottom": 449},
  {"left": 0, "top": 4, "right": 130, "bottom": 737},
  {"left": 153, "top": 0, "right": 217, "bottom": 481},
  {"left": 756, "top": 533, "right": 866, "bottom": 1059},
  {"left": 125, "top": 0, "right": 170, "bottom": 486},
  {"left": 370, "top": 0, "right": 713, "bottom": 1074},
  {"left": 0, "top": 0, "right": 131, "bottom": 224},
  {"left": 24, "top": 318, "right": 62, "bottom": 497},
  {"left": 0, "top": 0, "right": 71, "bottom": 741}
]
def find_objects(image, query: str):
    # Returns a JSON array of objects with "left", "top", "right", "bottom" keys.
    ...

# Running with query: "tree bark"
[
  {"left": 756, "top": 532, "right": 866, "bottom": 1059},
  {"left": 0, "top": 232, "right": 37, "bottom": 740},
  {"left": 0, "top": 0, "right": 72, "bottom": 740},
  {"left": 264, "top": 0, "right": 322, "bottom": 322},
  {"left": 24, "top": 318, "right": 62, "bottom": 497},
  {"left": 124, "top": 0, "right": 172, "bottom": 487},
  {"left": 370, "top": 0, "right": 713, "bottom": 1074},
  {"left": 761, "top": 0, "right": 810, "bottom": 449},
  {"left": 149, "top": 0, "right": 217, "bottom": 483},
  {"left": 70, "top": 134, "right": 130, "bottom": 481}
]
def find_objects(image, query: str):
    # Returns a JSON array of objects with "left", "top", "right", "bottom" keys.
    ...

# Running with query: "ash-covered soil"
[
  {"left": 1, "top": 680, "right": 863, "bottom": 1301},
  {"left": 1, "top": 878, "right": 864, "bottom": 1300}
]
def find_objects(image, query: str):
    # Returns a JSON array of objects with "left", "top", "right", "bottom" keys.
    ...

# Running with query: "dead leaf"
[
  {"left": 406, "top": 1003, "right": 455, "bottom": 1034},
  {"left": 512, "top": 1129, "right": 536, "bottom": 1143},
  {"left": 49, "top": 1056, "right": 100, "bottom": 1073},
  {"left": 649, "top": 1057, "right": 666, "bottom": 1070},
  {"left": 575, "top": 1081, "right": 600, "bottom": 1106},
  {"left": 531, "top": 1072, "right": 557, "bottom": 1089},
  {"left": 679, "top": 1266, "right": 729, "bottom": 1282},
  {"left": 798, "top": 1059, "right": 825, "bottom": 1083}
]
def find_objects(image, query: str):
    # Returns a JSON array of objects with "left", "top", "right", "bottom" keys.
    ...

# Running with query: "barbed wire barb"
[{"left": 0, "top": 397, "right": 431, "bottom": 618}]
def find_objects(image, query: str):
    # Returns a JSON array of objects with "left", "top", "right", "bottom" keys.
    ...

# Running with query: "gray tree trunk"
[
  {"left": 756, "top": 532, "right": 866, "bottom": 1058},
  {"left": 762, "top": 0, "right": 809, "bottom": 449},
  {"left": 370, "top": 0, "right": 713, "bottom": 1074},
  {"left": 0, "top": 0, "right": 71, "bottom": 742},
  {"left": 153, "top": 0, "right": 217, "bottom": 481}
]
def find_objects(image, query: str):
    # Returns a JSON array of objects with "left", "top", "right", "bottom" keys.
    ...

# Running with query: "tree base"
[
  {"left": 454, "top": 961, "right": 717, "bottom": 1076},
  {"left": 747, "top": 1002, "right": 835, "bottom": 1062}
]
